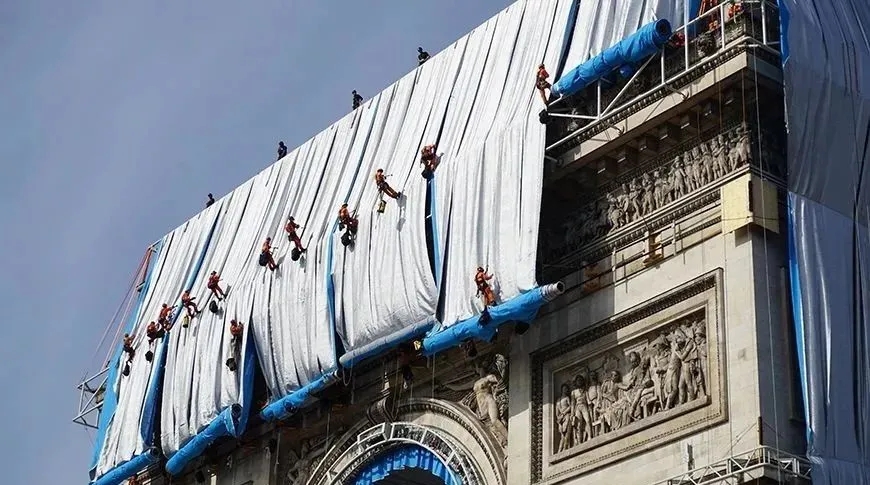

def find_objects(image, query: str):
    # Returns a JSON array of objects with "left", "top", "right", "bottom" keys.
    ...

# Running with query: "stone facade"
[
  {"left": 539, "top": 122, "right": 787, "bottom": 274},
  {"left": 533, "top": 271, "right": 727, "bottom": 481},
  {"left": 136, "top": 17, "right": 808, "bottom": 485}
]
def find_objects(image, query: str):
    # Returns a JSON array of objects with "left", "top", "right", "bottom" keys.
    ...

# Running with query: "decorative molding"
[
  {"left": 530, "top": 270, "right": 727, "bottom": 482},
  {"left": 309, "top": 398, "right": 507, "bottom": 485},
  {"left": 324, "top": 422, "right": 480, "bottom": 485},
  {"left": 542, "top": 123, "right": 761, "bottom": 267}
]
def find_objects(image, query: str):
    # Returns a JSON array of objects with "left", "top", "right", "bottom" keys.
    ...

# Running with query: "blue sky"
[{"left": 0, "top": 1, "right": 512, "bottom": 482}]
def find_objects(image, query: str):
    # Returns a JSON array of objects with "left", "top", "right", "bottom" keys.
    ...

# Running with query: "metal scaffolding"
[
  {"left": 73, "top": 367, "right": 109, "bottom": 429},
  {"left": 545, "top": 0, "right": 781, "bottom": 153},
  {"left": 651, "top": 446, "right": 812, "bottom": 485}
]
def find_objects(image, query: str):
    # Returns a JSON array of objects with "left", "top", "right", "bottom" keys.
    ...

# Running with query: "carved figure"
[
  {"left": 570, "top": 374, "right": 593, "bottom": 445},
  {"left": 606, "top": 193, "right": 622, "bottom": 230},
  {"left": 690, "top": 146, "right": 704, "bottom": 188},
  {"left": 628, "top": 179, "right": 643, "bottom": 219},
  {"left": 731, "top": 125, "right": 751, "bottom": 169},
  {"left": 619, "top": 351, "right": 656, "bottom": 422},
  {"left": 641, "top": 173, "right": 655, "bottom": 215},
  {"left": 671, "top": 158, "right": 688, "bottom": 200},
  {"left": 441, "top": 356, "right": 509, "bottom": 447},
  {"left": 653, "top": 170, "right": 668, "bottom": 209},
  {"left": 595, "top": 200, "right": 610, "bottom": 237},
  {"left": 710, "top": 134, "right": 731, "bottom": 178},
  {"left": 286, "top": 435, "right": 338, "bottom": 485},
  {"left": 691, "top": 321, "right": 708, "bottom": 397},
  {"left": 556, "top": 383, "right": 573, "bottom": 452},
  {"left": 473, "top": 364, "right": 509, "bottom": 446},
  {"left": 649, "top": 336, "right": 671, "bottom": 412},
  {"left": 699, "top": 143, "right": 714, "bottom": 185},
  {"left": 286, "top": 440, "right": 314, "bottom": 485}
]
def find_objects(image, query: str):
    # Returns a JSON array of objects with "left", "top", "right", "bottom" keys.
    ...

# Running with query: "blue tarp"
[
  {"left": 551, "top": 19, "right": 672, "bottom": 98},
  {"left": 349, "top": 445, "right": 461, "bottom": 485},
  {"left": 780, "top": 0, "right": 870, "bottom": 482}
]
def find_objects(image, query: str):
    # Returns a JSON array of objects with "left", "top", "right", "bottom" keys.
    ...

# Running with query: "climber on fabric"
[
  {"left": 420, "top": 144, "right": 440, "bottom": 178},
  {"left": 123, "top": 334, "right": 135, "bottom": 363},
  {"left": 206, "top": 193, "right": 215, "bottom": 208},
  {"left": 181, "top": 290, "right": 201, "bottom": 318},
  {"left": 337, "top": 204, "right": 358, "bottom": 233},
  {"left": 144, "top": 321, "right": 164, "bottom": 362},
  {"left": 352, "top": 90, "right": 364, "bottom": 110},
  {"left": 146, "top": 321, "right": 164, "bottom": 345},
  {"left": 475, "top": 266, "right": 497, "bottom": 307},
  {"left": 277, "top": 141, "right": 288, "bottom": 160},
  {"left": 259, "top": 237, "right": 278, "bottom": 271},
  {"left": 122, "top": 334, "right": 135, "bottom": 376},
  {"left": 207, "top": 271, "right": 226, "bottom": 301},
  {"left": 158, "top": 303, "right": 176, "bottom": 326},
  {"left": 338, "top": 204, "right": 359, "bottom": 247},
  {"left": 417, "top": 47, "right": 431, "bottom": 65},
  {"left": 226, "top": 319, "right": 244, "bottom": 371},
  {"left": 375, "top": 169, "right": 401, "bottom": 200},
  {"left": 284, "top": 217, "right": 307, "bottom": 253},
  {"left": 536, "top": 64, "right": 551, "bottom": 105}
]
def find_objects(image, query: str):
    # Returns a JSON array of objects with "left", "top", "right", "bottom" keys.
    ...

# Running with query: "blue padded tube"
[
  {"left": 350, "top": 445, "right": 461, "bottom": 485},
  {"left": 422, "top": 286, "right": 550, "bottom": 356},
  {"left": 92, "top": 449, "right": 160, "bottom": 485},
  {"left": 165, "top": 404, "right": 240, "bottom": 475},
  {"left": 260, "top": 372, "right": 338, "bottom": 422},
  {"left": 338, "top": 319, "right": 435, "bottom": 368},
  {"left": 552, "top": 19, "right": 672, "bottom": 98}
]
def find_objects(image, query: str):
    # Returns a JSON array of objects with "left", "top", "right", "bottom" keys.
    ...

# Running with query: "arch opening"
[
  {"left": 349, "top": 444, "right": 460, "bottom": 485},
  {"left": 377, "top": 468, "right": 447, "bottom": 485}
]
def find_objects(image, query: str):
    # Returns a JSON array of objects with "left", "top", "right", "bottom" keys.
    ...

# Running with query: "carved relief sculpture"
[
  {"left": 552, "top": 312, "right": 709, "bottom": 453},
  {"left": 438, "top": 354, "right": 509, "bottom": 448},
  {"left": 551, "top": 124, "right": 757, "bottom": 256}
]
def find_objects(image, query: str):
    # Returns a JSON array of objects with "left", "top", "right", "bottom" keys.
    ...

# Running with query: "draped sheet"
[
  {"left": 780, "top": 0, "right": 870, "bottom": 482},
  {"left": 437, "top": 0, "right": 574, "bottom": 326},
  {"left": 88, "top": 0, "right": 648, "bottom": 479},
  {"left": 160, "top": 179, "right": 255, "bottom": 454},
  {"left": 95, "top": 207, "right": 220, "bottom": 478},
  {"left": 332, "top": 55, "right": 453, "bottom": 360},
  {"left": 264, "top": 105, "right": 370, "bottom": 400}
]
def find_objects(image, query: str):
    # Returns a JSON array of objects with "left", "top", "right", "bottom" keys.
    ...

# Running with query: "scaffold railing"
[
  {"left": 73, "top": 367, "right": 109, "bottom": 429},
  {"left": 650, "top": 446, "right": 812, "bottom": 485},
  {"left": 545, "top": 0, "right": 781, "bottom": 153}
]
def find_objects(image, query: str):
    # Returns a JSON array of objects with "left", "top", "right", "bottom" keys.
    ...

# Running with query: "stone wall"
[{"left": 509, "top": 229, "right": 780, "bottom": 485}]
